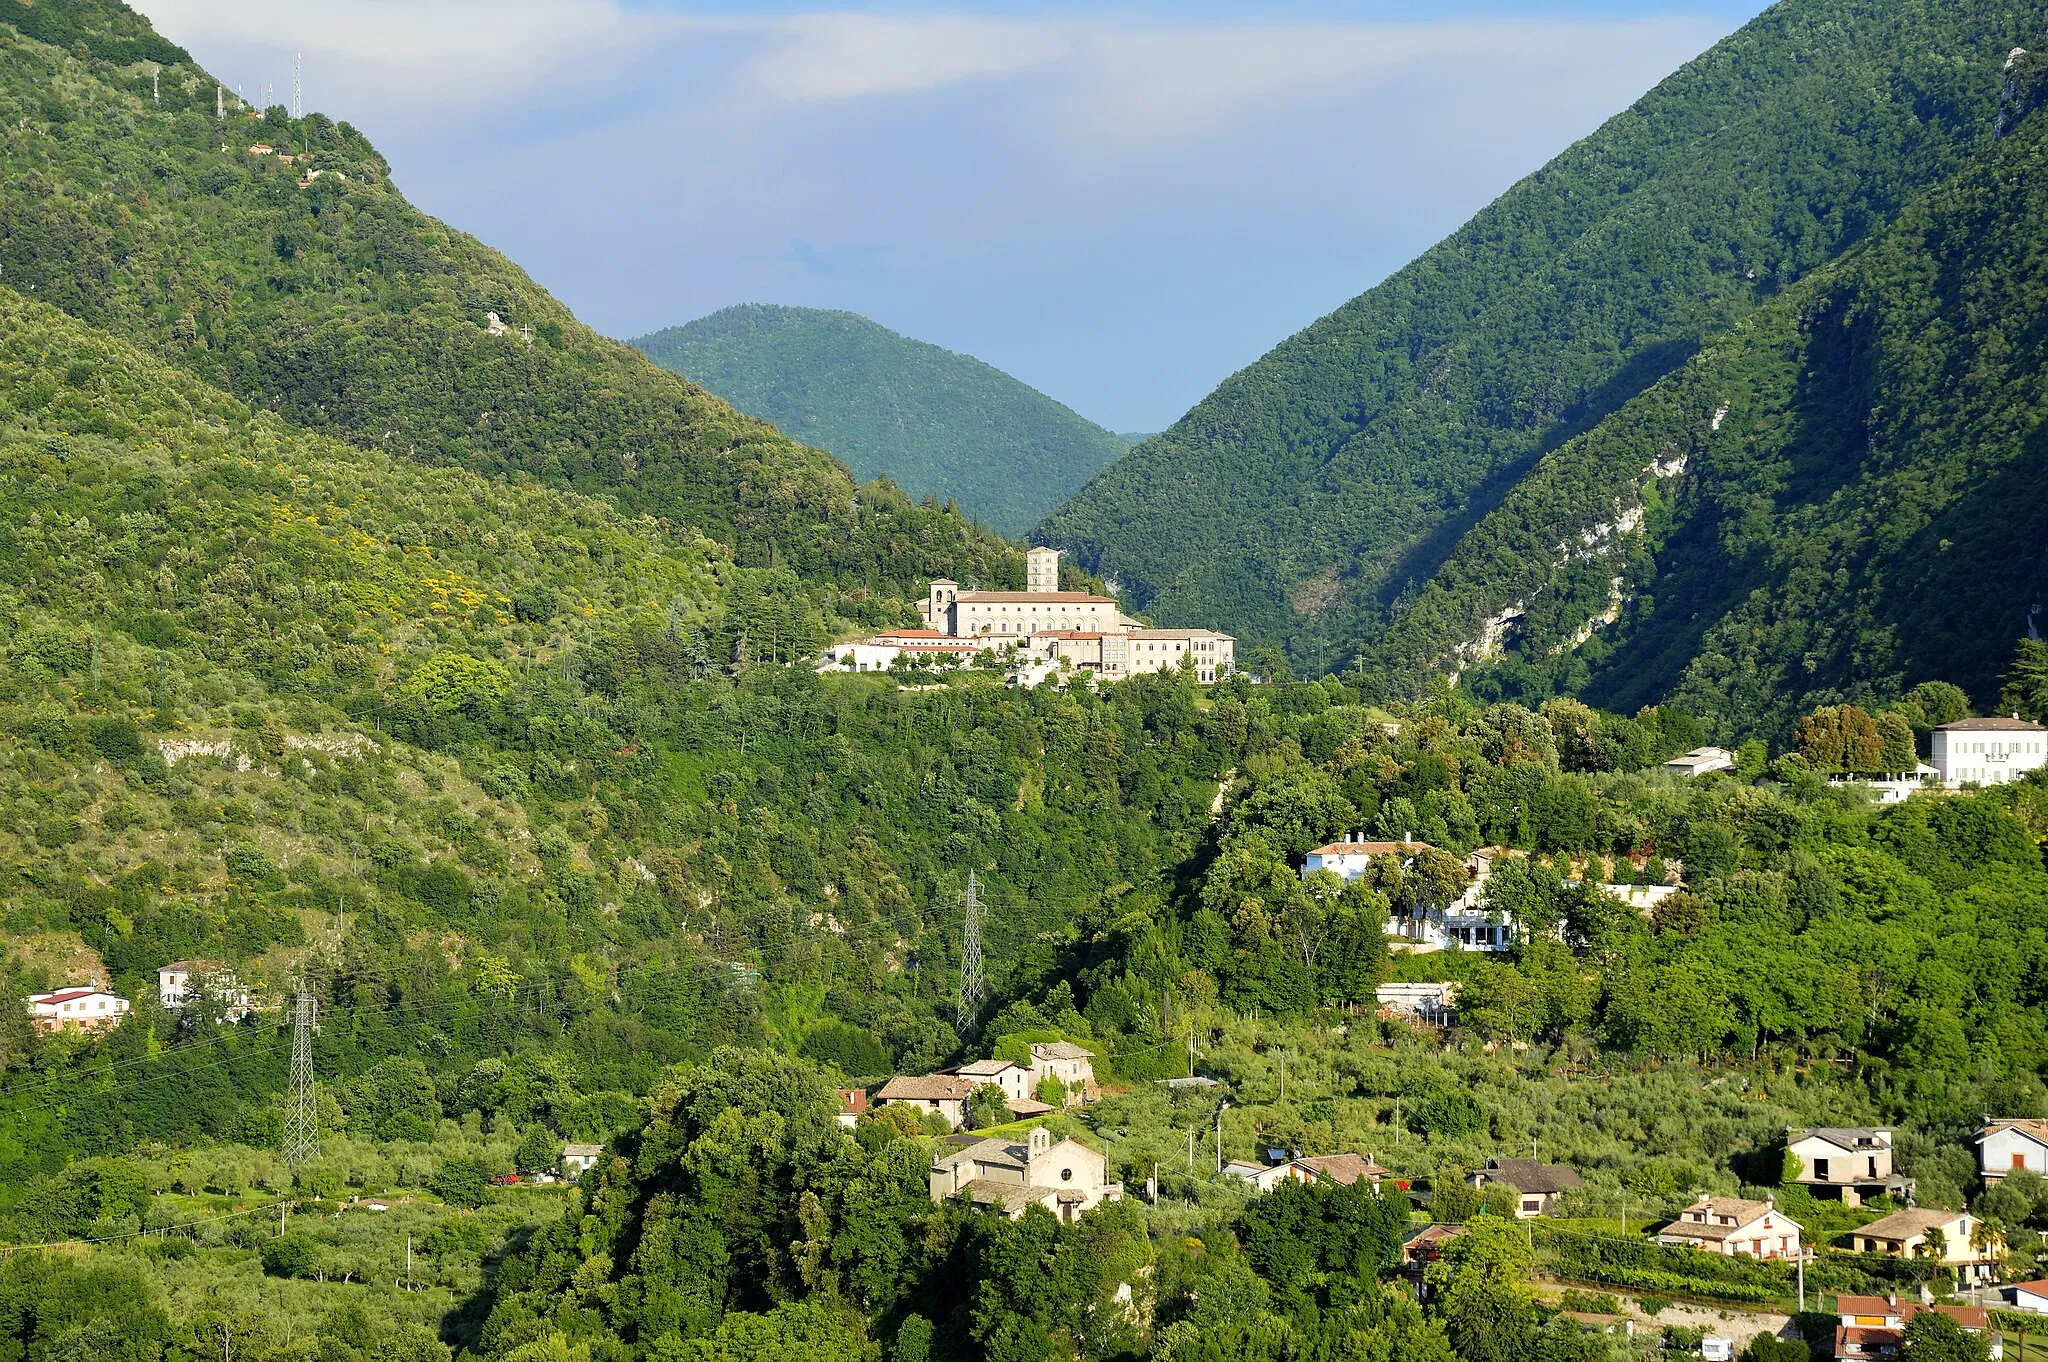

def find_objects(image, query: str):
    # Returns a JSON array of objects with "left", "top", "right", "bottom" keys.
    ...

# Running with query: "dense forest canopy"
[
  {"left": 636, "top": 306, "right": 1129, "bottom": 536},
  {"left": 1037, "top": 0, "right": 2039, "bottom": 691}
]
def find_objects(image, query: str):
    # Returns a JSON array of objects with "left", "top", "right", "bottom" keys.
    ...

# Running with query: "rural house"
[
  {"left": 1470, "top": 1158, "right": 1584, "bottom": 1217},
  {"left": 876, "top": 1074, "right": 981, "bottom": 1128},
  {"left": 1027, "top": 1042, "right": 1094, "bottom": 1099},
  {"left": 1787, "top": 1127, "right": 1913, "bottom": 1207},
  {"left": 27, "top": 987, "right": 130, "bottom": 1034},
  {"left": 1656, "top": 1196, "right": 1801, "bottom": 1260},
  {"left": 1980, "top": 1118, "right": 2048, "bottom": 1184},
  {"left": 1834, "top": 1296, "right": 2003, "bottom": 1360},
  {"left": 1846, "top": 1208, "right": 2000, "bottom": 1282}
]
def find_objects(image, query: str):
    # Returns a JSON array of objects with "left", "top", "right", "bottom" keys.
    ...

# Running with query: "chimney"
[{"left": 1887, "top": 1292, "right": 1897, "bottom": 1309}]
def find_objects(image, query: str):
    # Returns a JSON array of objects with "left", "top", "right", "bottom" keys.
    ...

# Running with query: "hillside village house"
[
  {"left": 1027, "top": 1041, "right": 1095, "bottom": 1100},
  {"left": 27, "top": 987, "right": 130, "bottom": 1034},
  {"left": 876, "top": 1074, "right": 980, "bottom": 1128},
  {"left": 1931, "top": 717, "right": 2047, "bottom": 788},
  {"left": 936, "top": 1059, "right": 1055, "bottom": 1116},
  {"left": 1787, "top": 1127, "right": 1914, "bottom": 1207},
  {"left": 1847, "top": 1208, "right": 2000, "bottom": 1281},
  {"left": 1835, "top": 1297, "right": 2003, "bottom": 1361},
  {"left": 1301, "top": 838, "right": 1514, "bottom": 951},
  {"left": 1980, "top": 1118, "right": 2048, "bottom": 1183},
  {"left": 560, "top": 1143, "right": 604, "bottom": 1180},
  {"left": 836, "top": 1087, "right": 868, "bottom": 1129},
  {"left": 1470, "top": 1158, "right": 1584, "bottom": 1218},
  {"left": 826, "top": 548, "right": 1236, "bottom": 683},
  {"left": 1226, "top": 1152, "right": 1388, "bottom": 1194},
  {"left": 2009, "top": 1280, "right": 2048, "bottom": 1314},
  {"left": 930, "top": 1126, "right": 1122, "bottom": 1221},
  {"left": 158, "top": 960, "right": 253, "bottom": 1022},
  {"left": 1656, "top": 1196, "right": 1801, "bottom": 1260}
]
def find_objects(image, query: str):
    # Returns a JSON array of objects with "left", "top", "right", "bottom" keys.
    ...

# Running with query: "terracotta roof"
[
  {"left": 837, "top": 1087, "right": 869, "bottom": 1115},
  {"left": 1125, "top": 628, "right": 1234, "bottom": 641},
  {"left": 30, "top": 988, "right": 116, "bottom": 1005},
  {"left": 1983, "top": 1117, "right": 2048, "bottom": 1144},
  {"left": 562, "top": 1142, "right": 604, "bottom": 1158},
  {"left": 1297, "top": 1153, "right": 1387, "bottom": 1186},
  {"left": 1938, "top": 717, "right": 2045, "bottom": 731},
  {"left": 877, "top": 1075, "right": 978, "bottom": 1102},
  {"left": 958, "top": 1178, "right": 1042, "bottom": 1211},
  {"left": 1660, "top": 1197, "right": 1794, "bottom": 1241},
  {"left": 1790, "top": 1127, "right": 1892, "bottom": 1151},
  {"left": 1476, "top": 1158, "right": 1583, "bottom": 1194},
  {"left": 2011, "top": 1279, "right": 2048, "bottom": 1294},
  {"left": 1852, "top": 1208, "right": 1970, "bottom": 1241},
  {"left": 1308, "top": 840, "right": 1435, "bottom": 857},
  {"left": 1008, "top": 1099, "right": 1055, "bottom": 1117}
]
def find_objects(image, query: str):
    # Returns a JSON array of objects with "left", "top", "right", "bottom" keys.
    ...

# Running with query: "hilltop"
[
  {"left": 1347, "top": 59, "right": 2048, "bottom": 737},
  {"left": 635, "top": 304, "right": 1128, "bottom": 535},
  {"left": 1037, "top": 0, "right": 2038, "bottom": 682},
  {"left": 0, "top": 0, "right": 1017, "bottom": 608}
]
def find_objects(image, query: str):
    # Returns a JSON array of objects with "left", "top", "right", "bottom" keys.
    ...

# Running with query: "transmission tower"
[
  {"left": 957, "top": 870, "right": 984, "bottom": 1034},
  {"left": 282, "top": 988, "right": 318, "bottom": 1169}
]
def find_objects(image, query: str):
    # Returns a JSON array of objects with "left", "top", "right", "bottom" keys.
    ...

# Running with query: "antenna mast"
[
  {"left": 152, "top": 65, "right": 159, "bottom": 105},
  {"left": 957, "top": 870, "right": 984, "bottom": 1034},
  {"left": 216, "top": 82, "right": 223, "bottom": 120},
  {"left": 282, "top": 986, "right": 319, "bottom": 1170},
  {"left": 292, "top": 53, "right": 301, "bottom": 119}
]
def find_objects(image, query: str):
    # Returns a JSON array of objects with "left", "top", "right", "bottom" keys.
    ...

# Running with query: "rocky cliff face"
[{"left": 1995, "top": 46, "right": 2048, "bottom": 138}]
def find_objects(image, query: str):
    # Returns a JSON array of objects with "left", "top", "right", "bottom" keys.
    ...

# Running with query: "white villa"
[
  {"left": 1980, "top": 1117, "right": 2048, "bottom": 1184},
  {"left": 825, "top": 548, "right": 1235, "bottom": 683},
  {"left": 1932, "top": 717, "right": 2047, "bottom": 788},
  {"left": 1301, "top": 838, "right": 1514, "bottom": 952},
  {"left": 158, "top": 960, "right": 253, "bottom": 1023}
]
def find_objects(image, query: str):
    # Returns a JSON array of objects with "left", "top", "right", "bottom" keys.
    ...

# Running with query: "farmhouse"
[
  {"left": 1834, "top": 1297, "right": 2002, "bottom": 1360},
  {"left": 875, "top": 1074, "right": 980, "bottom": 1129}
]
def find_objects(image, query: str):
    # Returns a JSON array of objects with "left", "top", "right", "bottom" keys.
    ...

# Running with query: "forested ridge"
[
  {"left": 0, "top": 0, "right": 1018, "bottom": 607},
  {"left": 635, "top": 306, "right": 1129, "bottom": 536},
  {"left": 0, "top": 2, "right": 2045, "bottom": 1362},
  {"left": 1037, "top": 0, "right": 2039, "bottom": 680},
  {"left": 1347, "top": 46, "right": 2048, "bottom": 739}
]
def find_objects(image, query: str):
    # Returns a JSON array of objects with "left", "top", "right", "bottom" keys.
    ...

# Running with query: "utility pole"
[
  {"left": 1215, "top": 1101, "right": 1229, "bottom": 1173},
  {"left": 956, "top": 870, "right": 983, "bottom": 1035},
  {"left": 282, "top": 987, "right": 318, "bottom": 1171},
  {"left": 1188, "top": 1019, "right": 1195, "bottom": 1078},
  {"left": 406, "top": 1234, "right": 414, "bottom": 1291},
  {"left": 1186, "top": 1128, "right": 1194, "bottom": 1173},
  {"left": 1797, "top": 1248, "right": 1806, "bottom": 1313}
]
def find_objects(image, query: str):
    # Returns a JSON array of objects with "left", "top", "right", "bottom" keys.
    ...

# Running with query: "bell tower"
[{"left": 1026, "top": 546, "right": 1060, "bottom": 594}]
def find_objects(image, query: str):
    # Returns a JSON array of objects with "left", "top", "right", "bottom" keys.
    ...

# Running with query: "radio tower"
[
  {"left": 957, "top": 870, "right": 984, "bottom": 1034},
  {"left": 282, "top": 987, "right": 318, "bottom": 1169},
  {"left": 292, "top": 53, "right": 301, "bottom": 119}
]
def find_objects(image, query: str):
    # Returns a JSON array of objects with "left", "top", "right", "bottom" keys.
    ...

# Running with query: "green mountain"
[
  {"left": 635, "top": 305, "right": 1128, "bottom": 534},
  {"left": 1037, "top": 0, "right": 2039, "bottom": 677},
  {"left": 1351, "top": 47, "right": 2048, "bottom": 739},
  {"left": 0, "top": 0, "right": 1016, "bottom": 611}
]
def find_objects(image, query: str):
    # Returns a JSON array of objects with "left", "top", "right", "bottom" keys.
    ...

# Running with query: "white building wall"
[
  {"left": 1932, "top": 725, "right": 2048, "bottom": 787},
  {"left": 1983, "top": 1126, "right": 2048, "bottom": 1181}
]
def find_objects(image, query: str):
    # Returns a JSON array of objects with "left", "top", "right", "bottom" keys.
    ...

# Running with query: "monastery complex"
[{"left": 824, "top": 547, "right": 1236, "bottom": 684}]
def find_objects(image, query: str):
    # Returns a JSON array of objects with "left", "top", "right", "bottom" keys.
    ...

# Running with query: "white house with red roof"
[
  {"left": 1656, "top": 1195, "right": 1801, "bottom": 1260},
  {"left": 1980, "top": 1118, "right": 2048, "bottom": 1184},
  {"left": 27, "top": 987, "right": 131, "bottom": 1034},
  {"left": 1301, "top": 837, "right": 1514, "bottom": 951}
]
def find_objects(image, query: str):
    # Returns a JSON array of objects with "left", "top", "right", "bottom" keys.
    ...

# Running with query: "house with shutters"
[
  {"left": 1980, "top": 1118, "right": 2048, "bottom": 1185},
  {"left": 1656, "top": 1196, "right": 1801, "bottom": 1260},
  {"left": 1786, "top": 1127, "right": 1914, "bottom": 1207},
  {"left": 1834, "top": 1296, "right": 2003, "bottom": 1360},
  {"left": 1027, "top": 1042, "right": 1095, "bottom": 1100},
  {"left": 935, "top": 1058, "right": 1055, "bottom": 1117},
  {"left": 930, "top": 1127, "right": 1122, "bottom": 1221},
  {"left": 1931, "top": 717, "right": 2048, "bottom": 788},
  {"left": 875, "top": 1074, "right": 980, "bottom": 1129}
]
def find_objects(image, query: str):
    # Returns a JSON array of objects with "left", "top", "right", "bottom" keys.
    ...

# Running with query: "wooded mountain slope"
[
  {"left": 636, "top": 305, "right": 1128, "bottom": 535},
  {"left": 1350, "top": 52, "right": 2048, "bottom": 740},
  {"left": 1037, "top": 0, "right": 2038, "bottom": 675},
  {"left": 0, "top": 0, "right": 1016, "bottom": 604}
]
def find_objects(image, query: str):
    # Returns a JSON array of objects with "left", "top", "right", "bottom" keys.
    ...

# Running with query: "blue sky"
[{"left": 137, "top": 0, "right": 1770, "bottom": 432}]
